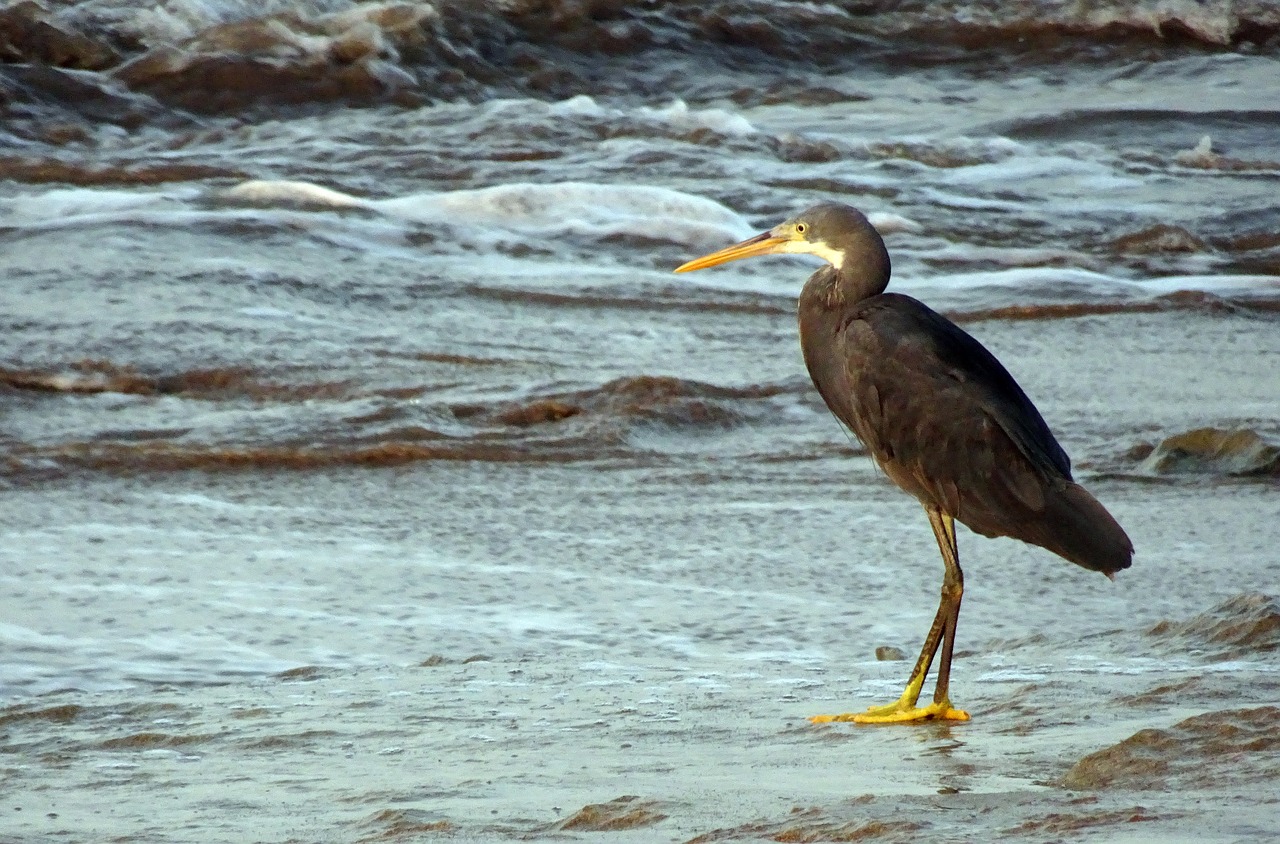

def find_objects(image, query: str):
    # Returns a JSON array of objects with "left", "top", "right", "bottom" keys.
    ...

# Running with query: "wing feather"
[{"left": 830, "top": 294, "right": 1069, "bottom": 538}]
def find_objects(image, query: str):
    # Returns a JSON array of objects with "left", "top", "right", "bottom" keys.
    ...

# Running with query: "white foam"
[
  {"left": 1080, "top": 1, "right": 1238, "bottom": 45},
  {"left": 548, "top": 94, "right": 608, "bottom": 117},
  {"left": 866, "top": 212, "right": 923, "bottom": 235},
  {"left": 927, "top": 149, "right": 1148, "bottom": 207},
  {"left": 902, "top": 242, "right": 1087, "bottom": 268},
  {"left": 1137, "top": 273, "right": 1280, "bottom": 296},
  {"left": 64, "top": 0, "right": 427, "bottom": 51},
  {"left": 376, "top": 182, "right": 756, "bottom": 247},
  {"left": 3, "top": 178, "right": 904, "bottom": 259},
  {"left": 238, "top": 306, "right": 303, "bottom": 320},
  {"left": 938, "top": 151, "right": 1113, "bottom": 186},
  {"left": 0, "top": 621, "right": 69, "bottom": 649},
  {"left": 1172, "top": 134, "right": 1245, "bottom": 169},
  {"left": 546, "top": 95, "right": 757, "bottom": 136},
  {"left": 148, "top": 492, "right": 295, "bottom": 511},
  {"left": 918, "top": 187, "right": 1025, "bottom": 212},
  {"left": 918, "top": 266, "right": 1134, "bottom": 293},
  {"left": 641, "top": 99, "right": 757, "bottom": 137},
  {"left": 215, "top": 179, "right": 371, "bottom": 209},
  {"left": 913, "top": 267, "right": 1280, "bottom": 299},
  {"left": 2, "top": 187, "right": 187, "bottom": 225}
]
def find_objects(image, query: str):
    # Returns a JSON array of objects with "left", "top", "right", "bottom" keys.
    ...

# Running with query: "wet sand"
[
  {"left": 6, "top": 654, "right": 1278, "bottom": 842},
  {"left": 4, "top": 307, "right": 1279, "bottom": 842}
]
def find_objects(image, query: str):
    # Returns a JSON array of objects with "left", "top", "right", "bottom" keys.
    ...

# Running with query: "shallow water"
[{"left": 3, "top": 1, "right": 1280, "bottom": 841}]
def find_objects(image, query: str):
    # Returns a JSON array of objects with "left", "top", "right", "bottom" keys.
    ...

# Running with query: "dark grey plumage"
[
  {"left": 794, "top": 203, "right": 1131, "bottom": 575},
  {"left": 676, "top": 201, "right": 1133, "bottom": 722}
]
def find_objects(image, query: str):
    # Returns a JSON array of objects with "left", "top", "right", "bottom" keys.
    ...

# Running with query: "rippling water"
[{"left": 2, "top": 1, "right": 1279, "bottom": 841}]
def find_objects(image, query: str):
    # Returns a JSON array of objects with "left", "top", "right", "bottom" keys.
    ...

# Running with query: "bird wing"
[{"left": 829, "top": 294, "right": 1073, "bottom": 534}]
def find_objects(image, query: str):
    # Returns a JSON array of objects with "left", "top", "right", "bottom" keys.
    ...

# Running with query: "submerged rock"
[
  {"left": 0, "top": 0, "right": 120, "bottom": 70},
  {"left": 1140, "top": 427, "right": 1280, "bottom": 477},
  {"left": 1062, "top": 706, "right": 1280, "bottom": 791},
  {"left": 1148, "top": 594, "right": 1280, "bottom": 659}
]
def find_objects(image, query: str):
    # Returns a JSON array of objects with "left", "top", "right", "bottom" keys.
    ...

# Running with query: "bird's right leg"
[{"left": 810, "top": 506, "right": 969, "bottom": 724}]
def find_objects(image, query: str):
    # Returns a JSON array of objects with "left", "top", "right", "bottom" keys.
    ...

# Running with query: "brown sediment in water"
[
  {"left": 99, "top": 731, "right": 216, "bottom": 750},
  {"left": 0, "top": 156, "right": 241, "bottom": 186},
  {"left": 951, "top": 291, "right": 1280, "bottom": 324},
  {"left": 954, "top": 301, "right": 1165, "bottom": 323},
  {"left": 766, "top": 176, "right": 899, "bottom": 199},
  {"left": 0, "top": 2, "right": 119, "bottom": 70},
  {"left": 866, "top": 140, "right": 1011, "bottom": 168},
  {"left": 1140, "top": 428, "right": 1280, "bottom": 476},
  {"left": 0, "top": 361, "right": 354, "bottom": 401},
  {"left": 357, "top": 809, "right": 456, "bottom": 840},
  {"left": 86, "top": 0, "right": 441, "bottom": 116},
  {"left": 550, "top": 796, "right": 668, "bottom": 832},
  {"left": 688, "top": 806, "right": 920, "bottom": 843},
  {"left": 581, "top": 375, "right": 777, "bottom": 422},
  {"left": 730, "top": 82, "right": 871, "bottom": 109},
  {"left": 228, "top": 708, "right": 276, "bottom": 720},
  {"left": 590, "top": 374, "right": 786, "bottom": 404},
  {"left": 0, "top": 704, "right": 83, "bottom": 726},
  {"left": 1210, "top": 234, "right": 1280, "bottom": 275},
  {"left": 240, "top": 731, "right": 342, "bottom": 750},
  {"left": 1110, "top": 224, "right": 1207, "bottom": 254},
  {"left": 496, "top": 399, "right": 582, "bottom": 427},
  {"left": 1174, "top": 147, "right": 1280, "bottom": 173},
  {"left": 769, "top": 135, "right": 845, "bottom": 164},
  {"left": 901, "top": 18, "right": 1276, "bottom": 51},
  {"left": 3, "top": 373, "right": 793, "bottom": 479},
  {"left": 1003, "top": 806, "right": 1162, "bottom": 835},
  {"left": 1114, "top": 677, "right": 1206, "bottom": 707},
  {"left": 463, "top": 285, "right": 791, "bottom": 316},
  {"left": 1061, "top": 706, "right": 1280, "bottom": 791},
  {"left": 1217, "top": 230, "right": 1280, "bottom": 253},
  {"left": 460, "top": 375, "right": 789, "bottom": 431},
  {"left": 47, "top": 440, "right": 596, "bottom": 473},
  {"left": 117, "top": 49, "right": 421, "bottom": 114},
  {"left": 408, "top": 352, "right": 516, "bottom": 366},
  {"left": 1147, "top": 594, "right": 1280, "bottom": 658},
  {"left": 274, "top": 666, "right": 330, "bottom": 682},
  {"left": 95, "top": 5, "right": 436, "bottom": 113}
]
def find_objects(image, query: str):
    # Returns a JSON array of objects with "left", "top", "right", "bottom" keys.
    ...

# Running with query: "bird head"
[{"left": 675, "top": 203, "right": 878, "bottom": 274}]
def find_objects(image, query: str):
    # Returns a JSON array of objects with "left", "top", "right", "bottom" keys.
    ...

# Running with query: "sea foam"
[{"left": 377, "top": 182, "right": 756, "bottom": 247}]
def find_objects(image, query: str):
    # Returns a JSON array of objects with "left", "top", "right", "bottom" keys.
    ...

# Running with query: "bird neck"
[{"left": 801, "top": 252, "right": 890, "bottom": 311}]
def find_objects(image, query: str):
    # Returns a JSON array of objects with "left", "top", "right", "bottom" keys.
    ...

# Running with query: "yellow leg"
[{"left": 810, "top": 508, "right": 970, "bottom": 725}]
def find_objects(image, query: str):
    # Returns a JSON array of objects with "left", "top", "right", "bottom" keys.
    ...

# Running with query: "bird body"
[
  {"left": 677, "top": 202, "right": 1132, "bottom": 723},
  {"left": 802, "top": 284, "right": 1130, "bottom": 575}
]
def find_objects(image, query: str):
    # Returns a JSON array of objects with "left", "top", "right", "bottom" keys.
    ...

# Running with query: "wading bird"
[{"left": 675, "top": 203, "right": 1132, "bottom": 723}]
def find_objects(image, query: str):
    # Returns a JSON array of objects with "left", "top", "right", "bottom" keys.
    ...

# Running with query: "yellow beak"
[{"left": 674, "top": 232, "right": 790, "bottom": 273}]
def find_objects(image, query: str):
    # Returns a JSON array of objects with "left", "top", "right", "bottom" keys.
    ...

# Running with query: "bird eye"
[{"left": 795, "top": 222, "right": 807, "bottom": 234}]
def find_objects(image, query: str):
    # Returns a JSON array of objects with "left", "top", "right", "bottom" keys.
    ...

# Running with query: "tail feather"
[{"left": 1032, "top": 481, "right": 1133, "bottom": 574}]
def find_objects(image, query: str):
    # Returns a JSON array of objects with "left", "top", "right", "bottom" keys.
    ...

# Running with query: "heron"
[{"left": 675, "top": 203, "right": 1133, "bottom": 723}]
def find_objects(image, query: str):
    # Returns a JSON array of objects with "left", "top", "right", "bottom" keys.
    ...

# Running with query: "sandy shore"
[
  {"left": 4, "top": 445, "right": 1279, "bottom": 842},
  {"left": 4, "top": 305, "right": 1279, "bottom": 843},
  {"left": 5, "top": 633, "right": 1278, "bottom": 842}
]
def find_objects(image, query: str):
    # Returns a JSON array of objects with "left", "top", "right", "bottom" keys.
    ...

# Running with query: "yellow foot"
[{"left": 809, "top": 699, "right": 970, "bottom": 724}]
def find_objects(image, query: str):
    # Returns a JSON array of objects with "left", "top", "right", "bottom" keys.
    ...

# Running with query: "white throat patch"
[{"left": 779, "top": 237, "right": 844, "bottom": 270}]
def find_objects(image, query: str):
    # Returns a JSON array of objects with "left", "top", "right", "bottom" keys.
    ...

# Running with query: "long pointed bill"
[{"left": 674, "top": 232, "right": 790, "bottom": 273}]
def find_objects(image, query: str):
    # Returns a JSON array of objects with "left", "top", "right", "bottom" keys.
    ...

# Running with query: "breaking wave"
[{"left": 2, "top": 0, "right": 1277, "bottom": 121}]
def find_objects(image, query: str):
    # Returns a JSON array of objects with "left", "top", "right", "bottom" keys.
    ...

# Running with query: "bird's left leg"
[
  {"left": 919, "top": 508, "right": 968, "bottom": 720},
  {"left": 810, "top": 507, "right": 969, "bottom": 724}
]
